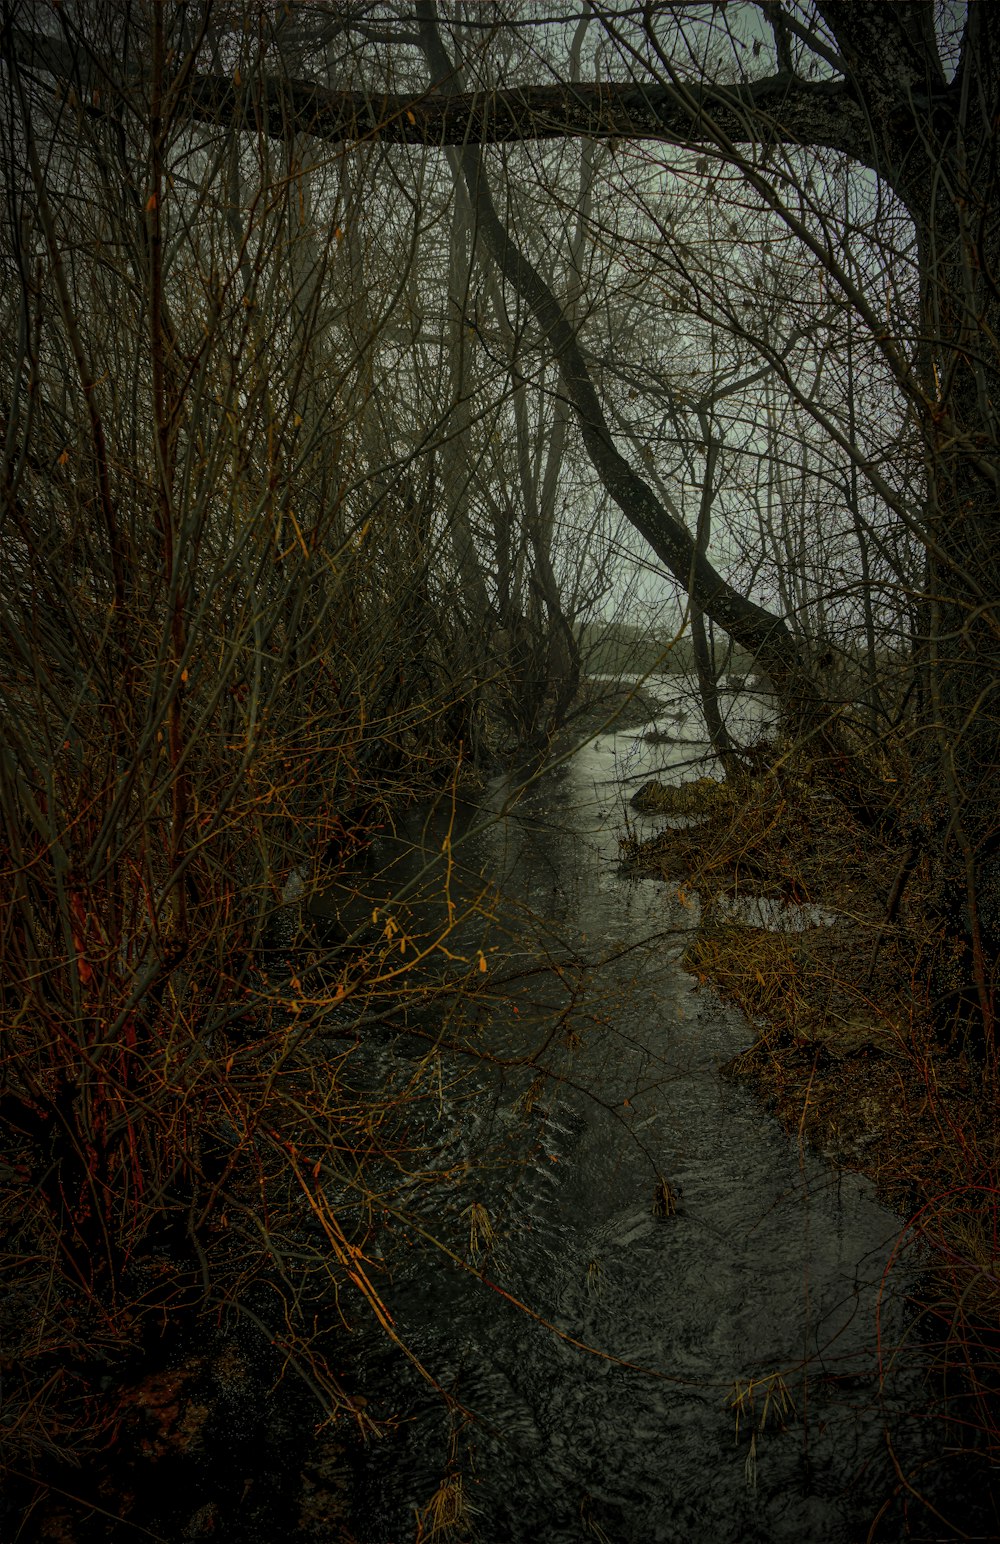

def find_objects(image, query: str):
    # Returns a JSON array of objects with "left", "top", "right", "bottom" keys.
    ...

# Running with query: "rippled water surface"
[{"left": 338, "top": 684, "right": 982, "bottom": 1542}]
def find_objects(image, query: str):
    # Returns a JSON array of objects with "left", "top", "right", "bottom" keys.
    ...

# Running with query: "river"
[{"left": 323, "top": 680, "right": 986, "bottom": 1542}]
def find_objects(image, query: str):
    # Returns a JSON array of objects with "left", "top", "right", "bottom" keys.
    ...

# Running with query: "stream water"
[{"left": 332, "top": 681, "right": 985, "bottom": 1542}]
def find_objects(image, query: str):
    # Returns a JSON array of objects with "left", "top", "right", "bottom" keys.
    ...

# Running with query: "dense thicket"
[{"left": 3, "top": 0, "right": 1000, "bottom": 1506}]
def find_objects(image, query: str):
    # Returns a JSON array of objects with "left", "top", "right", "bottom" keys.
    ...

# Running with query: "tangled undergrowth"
[{"left": 626, "top": 751, "right": 1000, "bottom": 1466}]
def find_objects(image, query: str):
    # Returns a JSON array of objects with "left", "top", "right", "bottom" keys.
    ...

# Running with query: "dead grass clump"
[
  {"left": 684, "top": 922, "right": 800, "bottom": 1030},
  {"left": 627, "top": 763, "right": 884, "bottom": 913},
  {"left": 685, "top": 911, "right": 915, "bottom": 1052},
  {"left": 652, "top": 1175, "right": 680, "bottom": 1216},
  {"left": 630, "top": 776, "right": 737, "bottom": 818},
  {"left": 683, "top": 899, "right": 980, "bottom": 1216},
  {"left": 414, "top": 1476, "right": 475, "bottom": 1542}
]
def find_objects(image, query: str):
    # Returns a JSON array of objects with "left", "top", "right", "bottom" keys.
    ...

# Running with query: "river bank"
[
  {"left": 13, "top": 679, "right": 998, "bottom": 1540},
  {"left": 625, "top": 762, "right": 994, "bottom": 1202},
  {"left": 626, "top": 751, "right": 1000, "bottom": 1477},
  {"left": 341, "top": 691, "right": 994, "bottom": 1542}
]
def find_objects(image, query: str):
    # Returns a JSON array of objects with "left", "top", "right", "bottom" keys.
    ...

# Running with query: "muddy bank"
[{"left": 626, "top": 768, "right": 1000, "bottom": 1329}]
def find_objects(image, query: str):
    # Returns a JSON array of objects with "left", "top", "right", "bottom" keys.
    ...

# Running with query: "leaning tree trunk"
[
  {"left": 871, "top": 12, "right": 1000, "bottom": 1057},
  {"left": 415, "top": 5, "right": 807, "bottom": 697}
]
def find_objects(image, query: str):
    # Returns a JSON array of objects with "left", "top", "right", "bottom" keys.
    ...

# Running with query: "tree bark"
[
  {"left": 815, "top": 2, "right": 1000, "bottom": 1039},
  {"left": 415, "top": 2, "right": 802, "bottom": 698},
  {"left": 6, "top": 22, "right": 873, "bottom": 161}
]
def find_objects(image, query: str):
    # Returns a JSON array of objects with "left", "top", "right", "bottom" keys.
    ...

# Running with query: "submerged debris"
[{"left": 652, "top": 1176, "right": 679, "bottom": 1217}]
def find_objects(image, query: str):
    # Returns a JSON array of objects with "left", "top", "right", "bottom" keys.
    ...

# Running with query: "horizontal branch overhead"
[
  {"left": 9, "top": 24, "right": 875, "bottom": 163},
  {"left": 193, "top": 75, "right": 874, "bottom": 161}
]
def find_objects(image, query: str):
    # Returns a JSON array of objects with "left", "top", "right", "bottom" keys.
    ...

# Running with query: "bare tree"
[
  {"left": 6, "top": 0, "right": 1000, "bottom": 1492},
  {"left": 0, "top": 0, "right": 531, "bottom": 1473},
  {"left": 12, "top": 1, "right": 998, "bottom": 1030}
]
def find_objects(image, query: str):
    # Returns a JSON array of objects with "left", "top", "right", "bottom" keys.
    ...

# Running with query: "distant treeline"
[{"left": 578, "top": 620, "right": 756, "bottom": 680}]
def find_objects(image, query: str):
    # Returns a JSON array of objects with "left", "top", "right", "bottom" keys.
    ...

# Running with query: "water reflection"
[{"left": 341, "top": 683, "right": 959, "bottom": 1541}]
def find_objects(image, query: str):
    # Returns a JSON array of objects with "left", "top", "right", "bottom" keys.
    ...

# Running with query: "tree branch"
[
  {"left": 415, "top": 0, "right": 799, "bottom": 685},
  {"left": 8, "top": 21, "right": 874, "bottom": 163}
]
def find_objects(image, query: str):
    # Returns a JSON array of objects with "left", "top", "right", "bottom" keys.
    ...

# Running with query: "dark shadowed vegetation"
[{"left": 3, "top": 1, "right": 1000, "bottom": 1537}]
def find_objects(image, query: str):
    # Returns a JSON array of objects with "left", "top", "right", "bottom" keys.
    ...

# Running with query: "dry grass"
[
  {"left": 652, "top": 1175, "right": 679, "bottom": 1217},
  {"left": 626, "top": 763, "right": 883, "bottom": 909},
  {"left": 627, "top": 755, "right": 1000, "bottom": 1463},
  {"left": 414, "top": 1476, "right": 475, "bottom": 1543},
  {"left": 728, "top": 1370, "right": 796, "bottom": 1442},
  {"left": 463, "top": 1201, "right": 496, "bottom": 1261}
]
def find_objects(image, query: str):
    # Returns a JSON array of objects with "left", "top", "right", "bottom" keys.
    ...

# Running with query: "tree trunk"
[
  {"left": 415, "top": 3, "right": 803, "bottom": 702},
  {"left": 817, "top": 1, "right": 1000, "bottom": 1051}
]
